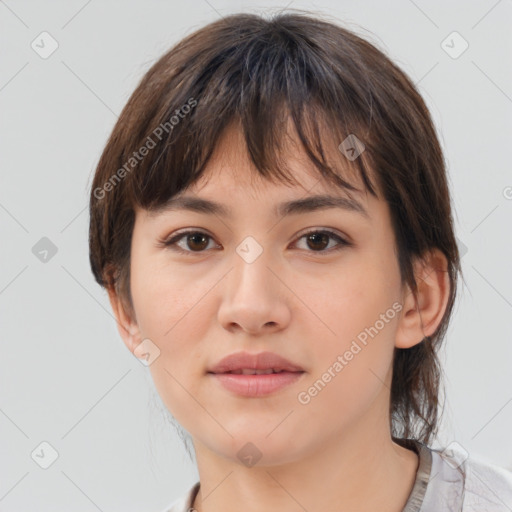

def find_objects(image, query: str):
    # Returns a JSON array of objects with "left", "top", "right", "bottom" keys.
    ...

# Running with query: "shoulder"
[
  {"left": 429, "top": 442, "right": 512, "bottom": 511},
  {"left": 463, "top": 452, "right": 512, "bottom": 510},
  {"left": 160, "top": 481, "right": 200, "bottom": 512}
]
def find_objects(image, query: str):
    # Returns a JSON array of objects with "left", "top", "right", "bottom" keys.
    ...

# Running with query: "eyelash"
[{"left": 158, "top": 228, "right": 351, "bottom": 257}]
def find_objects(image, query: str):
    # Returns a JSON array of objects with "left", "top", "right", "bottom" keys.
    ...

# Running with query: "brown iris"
[
  {"left": 186, "top": 232, "right": 209, "bottom": 251},
  {"left": 305, "top": 232, "right": 329, "bottom": 251}
]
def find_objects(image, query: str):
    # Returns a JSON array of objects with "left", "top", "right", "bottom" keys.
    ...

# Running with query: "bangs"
[{"left": 119, "top": 15, "right": 380, "bottom": 212}]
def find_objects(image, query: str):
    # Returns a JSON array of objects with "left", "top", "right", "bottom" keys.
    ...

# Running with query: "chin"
[{"left": 231, "top": 432, "right": 306, "bottom": 467}]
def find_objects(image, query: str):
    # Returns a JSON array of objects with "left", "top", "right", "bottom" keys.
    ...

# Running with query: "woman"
[{"left": 88, "top": 11, "right": 512, "bottom": 511}]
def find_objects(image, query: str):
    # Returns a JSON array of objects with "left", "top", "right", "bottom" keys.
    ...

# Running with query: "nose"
[{"left": 217, "top": 247, "right": 291, "bottom": 335}]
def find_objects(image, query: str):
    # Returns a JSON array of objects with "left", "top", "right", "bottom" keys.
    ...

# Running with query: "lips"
[{"left": 208, "top": 351, "right": 305, "bottom": 374}]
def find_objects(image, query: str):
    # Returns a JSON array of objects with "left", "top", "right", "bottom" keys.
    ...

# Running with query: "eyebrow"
[{"left": 149, "top": 193, "right": 370, "bottom": 220}]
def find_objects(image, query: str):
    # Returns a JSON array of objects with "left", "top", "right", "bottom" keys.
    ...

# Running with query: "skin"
[{"left": 108, "top": 121, "right": 450, "bottom": 512}]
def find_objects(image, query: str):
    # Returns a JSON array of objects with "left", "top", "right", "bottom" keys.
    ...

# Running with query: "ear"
[
  {"left": 395, "top": 248, "right": 451, "bottom": 349},
  {"left": 107, "top": 286, "right": 142, "bottom": 355}
]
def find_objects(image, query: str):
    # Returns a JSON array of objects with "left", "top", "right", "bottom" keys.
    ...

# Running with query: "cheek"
[
  {"left": 131, "top": 264, "right": 211, "bottom": 418},
  {"left": 129, "top": 249, "right": 226, "bottom": 382},
  {"left": 302, "top": 249, "right": 399, "bottom": 340},
  {"left": 130, "top": 251, "right": 197, "bottom": 357},
  {"left": 298, "top": 253, "right": 400, "bottom": 404}
]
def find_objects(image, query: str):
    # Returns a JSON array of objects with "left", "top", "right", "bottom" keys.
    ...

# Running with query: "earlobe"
[
  {"left": 395, "top": 249, "right": 450, "bottom": 349},
  {"left": 107, "top": 286, "right": 141, "bottom": 354}
]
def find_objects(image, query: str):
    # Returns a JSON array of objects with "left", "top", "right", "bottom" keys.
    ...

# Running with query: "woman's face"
[{"left": 125, "top": 125, "right": 410, "bottom": 466}]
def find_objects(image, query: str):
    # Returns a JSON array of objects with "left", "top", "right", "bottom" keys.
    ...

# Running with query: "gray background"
[{"left": 1, "top": 0, "right": 511, "bottom": 510}]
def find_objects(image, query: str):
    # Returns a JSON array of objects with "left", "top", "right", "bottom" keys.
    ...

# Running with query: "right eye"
[{"left": 160, "top": 230, "right": 218, "bottom": 256}]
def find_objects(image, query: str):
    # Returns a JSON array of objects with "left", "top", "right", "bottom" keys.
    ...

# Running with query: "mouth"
[
  {"left": 206, "top": 351, "right": 305, "bottom": 396},
  {"left": 211, "top": 368, "right": 304, "bottom": 375}
]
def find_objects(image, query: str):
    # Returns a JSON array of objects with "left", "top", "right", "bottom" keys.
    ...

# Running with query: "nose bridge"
[
  {"left": 217, "top": 234, "right": 289, "bottom": 333},
  {"left": 231, "top": 234, "right": 275, "bottom": 300}
]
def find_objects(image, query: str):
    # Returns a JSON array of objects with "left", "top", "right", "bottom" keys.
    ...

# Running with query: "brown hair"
[{"left": 88, "top": 10, "right": 463, "bottom": 446}]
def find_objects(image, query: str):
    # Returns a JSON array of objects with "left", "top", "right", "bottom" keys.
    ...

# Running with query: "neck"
[{"left": 190, "top": 405, "right": 419, "bottom": 512}]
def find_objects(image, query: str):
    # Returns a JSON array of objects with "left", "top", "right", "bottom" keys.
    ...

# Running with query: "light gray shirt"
[{"left": 162, "top": 439, "right": 512, "bottom": 511}]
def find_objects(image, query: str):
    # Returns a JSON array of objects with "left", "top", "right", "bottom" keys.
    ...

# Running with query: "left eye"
[
  {"left": 295, "top": 230, "right": 350, "bottom": 252},
  {"left": 159, "top": 229, "right": 351, "bottom": 256}
]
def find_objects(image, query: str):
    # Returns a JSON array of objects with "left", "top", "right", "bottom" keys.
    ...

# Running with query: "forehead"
[
  {"left": 138, "top": 119, "right": 385, "bottom": 224},
  {"left": 184, "top": 120, "right": 370, "bottom": 200},
  {"left": 143, "top": 163, "right": 375, "bottom": 227}
]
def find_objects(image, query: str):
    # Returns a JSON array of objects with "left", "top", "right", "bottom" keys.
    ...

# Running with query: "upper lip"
[{"left": 208, "top": 351, "right": 305, "bottom": 374}]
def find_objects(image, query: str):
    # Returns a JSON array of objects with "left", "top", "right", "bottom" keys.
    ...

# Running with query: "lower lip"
[{"left": 209, "top": 371, "right": 305, "bottom": 397}]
